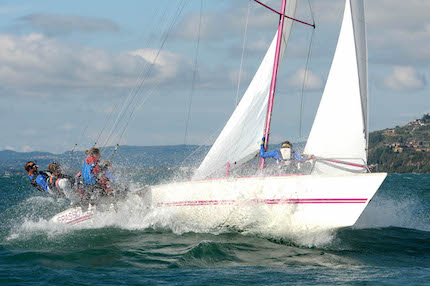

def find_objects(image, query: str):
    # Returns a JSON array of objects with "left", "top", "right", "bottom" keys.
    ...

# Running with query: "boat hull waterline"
[{"left": 148, "top": 173, "right": 387, "bottom": 232}]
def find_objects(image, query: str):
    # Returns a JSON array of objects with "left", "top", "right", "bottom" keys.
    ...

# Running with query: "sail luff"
[
  {"left": 260, "top": 0, "right": 288, "bottom": 170},
  {"left": 350, "top": 0, "right": 369, "bottom": 156}
]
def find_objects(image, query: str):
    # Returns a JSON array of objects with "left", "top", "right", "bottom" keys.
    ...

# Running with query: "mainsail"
[
  {"left": 193, "top": 0, "right": 297, "bottom": 180},
  {"left": 304, "top": 0, "right": 368, "bottom": 170}
]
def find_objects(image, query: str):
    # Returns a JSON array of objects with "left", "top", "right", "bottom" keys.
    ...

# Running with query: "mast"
[{"left": 260, "top": 0, "right": 287, "bottom": 170}]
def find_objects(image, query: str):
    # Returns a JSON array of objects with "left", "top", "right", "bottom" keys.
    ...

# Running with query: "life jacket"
[
  {"left": 279, "top": 141, "right": 293, "bottom": 160},
  {"left": 47, "top": 175, "right": 65, "bottom": 197},
  {"left": 29, "top": 171, "right": 51, "bottom": 193},
  {"left": 280, "top": 147, "right": 292, "bottom": 160},
  {"left": 82, "top": 156, "right": 100, "bottom": 185}
]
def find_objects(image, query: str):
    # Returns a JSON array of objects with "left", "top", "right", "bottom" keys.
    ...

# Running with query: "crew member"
[
  {"left": 81, "top": 148, "right": 108, "bottom": 201},
  {"left": 259, "top": 137, "right": 304, "bottom": 162},
  {"left": 47, "top": 162, "right": 77, "bottom": 200},
  {"left": 25, "top": 161, "right": 51, "bottom": 194}
]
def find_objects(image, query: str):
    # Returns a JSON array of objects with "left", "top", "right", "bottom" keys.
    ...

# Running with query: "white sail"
[
  {"left": 304, "top": 0, "right": 367, "bottom": 172},
  {"left": 193, "top": 0, "right": 297, "bottom": 180},
  {"left": 350, "top": 0, "right": 369, "bottom": 149}
]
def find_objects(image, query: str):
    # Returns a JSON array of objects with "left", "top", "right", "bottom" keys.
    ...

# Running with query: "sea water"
[{"left": 0, "top": 173, "right": 429, "bottom": 285}]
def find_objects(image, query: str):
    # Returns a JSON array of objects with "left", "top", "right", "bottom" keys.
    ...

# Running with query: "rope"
[
  {"left": 299, "top": 27, "right": 315, "bottom": 139},
  {"left": 101, "top": 0, "right": 187, "bottom": 154},
  {"left": 184, "top": 0, "right": 203, "bottom": 145},
  {"left": 307, "top": 0, "right": 315, "bottom": 27},
  {"left": 93, "top": 102, "right": 119, "bottom": 148},
  {"left": 108, "top": 0, "right": 188, "bottom": 156},
  {"left": 180, "top": 125, "right": 224, "bottom": 167},
  {"left": 101, "top": 3, "right": 173, "bottom": 150},
  {"left": 71, "top": 3, "right": 168, "bottom": 154},
  {"left": 235, "top": 0, "right": 252, "bottom": 106},
  {"left": 71, "top": 120, "right": 91, "bottom": 154}
]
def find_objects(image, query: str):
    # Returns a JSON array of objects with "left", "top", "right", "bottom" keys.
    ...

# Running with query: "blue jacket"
[
  {"left": 260, "top": 145, "right": 303, "bottom": 162},
  {"left": 82, "top": 162, "right": 98, "bottom": 185},
  {"left": 29, "top": 173, "right": 49, "bottom": 193}
]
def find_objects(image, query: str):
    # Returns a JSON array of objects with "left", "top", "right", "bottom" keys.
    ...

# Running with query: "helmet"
[{"left": 281, "top": 141, "right": 292, "bottom": 148}]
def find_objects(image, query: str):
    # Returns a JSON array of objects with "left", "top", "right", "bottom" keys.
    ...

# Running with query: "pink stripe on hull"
[
  {"left": 158, "top": 198, "right": 368, "bottom": 207},
  {"left": 66, "top": 214, "right": 93, "bottom": 225}
]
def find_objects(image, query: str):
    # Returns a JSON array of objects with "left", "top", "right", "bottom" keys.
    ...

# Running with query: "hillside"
[
  {"left": 368, "top": 114, "right": 430, "bottom": 173},
  {"left": 0, "top": 145, "right": 208, "bottom": 174},
  {"left": 3, "top": 115, "right": 430, "bottom": 174}
]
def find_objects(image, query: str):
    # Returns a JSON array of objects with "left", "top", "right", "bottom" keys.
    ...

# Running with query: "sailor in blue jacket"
[
  {"left": 25, "top": 161, "right": 51, "bottom": 194},
  {"left": 259, "top": 137, "right": 304, "bottom": 162}
]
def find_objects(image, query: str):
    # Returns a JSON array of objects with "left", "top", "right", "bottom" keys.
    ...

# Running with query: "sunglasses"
[{"left": 25, "top": 161, "right": 38, "bottom": 172}]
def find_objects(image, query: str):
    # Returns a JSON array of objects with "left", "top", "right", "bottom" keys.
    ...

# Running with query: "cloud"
[
  {"left": 22, "top": 129, "right": 37, "bottom": 136},
  {"left": 18, "top": 13, "right": 120, "bottom": 36},
  {"left": 130, "top": 49, "right": 190, "bottom": 80},
  {"left": 3, "top": 146, "right": 15, "bottom": 151},
  {"left": 384, "top": 66, "right": 426, "bottom": 91},
  {"left": 23, "top": 145, "right": 33, "bottom": 152},
  {"left": 60, "top": 123, "right": 74, "bottom": 131},
  {"left": 288, "top": 68, "right": 323, "bottom": 89},
  {"left": 366, "top": 0, "right": 430, "bottom": 64},
  {"left": 229, "top": 70, "right": 251, "bottom": 87},
  {"left": 0, "top": 33, "right": 190, "bottom": 97},
  {"left": 104, "top": 106, "right": 115, "bottom": 114},
  {"left": 175, "top": 2, "right": 280, "bottom": 41}
]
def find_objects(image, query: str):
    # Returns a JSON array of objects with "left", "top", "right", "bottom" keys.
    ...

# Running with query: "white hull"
[{"left": 149, "top": 173, "right": 387, "bottom": 232}]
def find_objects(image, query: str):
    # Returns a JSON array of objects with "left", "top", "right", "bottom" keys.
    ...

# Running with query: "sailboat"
[
  {"left": 51, "top": 0, "right": 387, "bottom": 230},
  {"left": 145, "top": 0, "right": 387, "bottom": 232}
]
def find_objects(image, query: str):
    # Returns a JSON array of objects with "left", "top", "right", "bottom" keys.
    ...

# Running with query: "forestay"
[
  {"left": 304, "top": 0, "right": 368, "bottom": 173},
  {"left": 193, "top": 0, "right": 297, "bottom": 180}
]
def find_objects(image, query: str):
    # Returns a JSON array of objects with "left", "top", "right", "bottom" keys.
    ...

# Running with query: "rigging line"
[
  {"left": 110, "top": 0, "right": 188, "bottom": 153},
  {"left": 93, "top": 102, "right": 119, "bottom": 148},
  {"left": 101, "top": 5, "right": 173, "bottom": 149},
  {"left": 307, "top": 0, "right": 315, "bottom": 26},
  {"left": 106, "top": 1, "right": 187, "bottom": 149},
  {"left": 112, "top": 70, "right": 164, "bottom": 150},
  {"left": 93, "top": 4, "right": 168, "bottom": 150},
  {"left": 299, "top": 27, "right": 315, "bottom": 139},
  {"left": 102, "top": 1, "right": 185, "bottom": 150},
  {"left": 184, "top": 0, "right": 203, "bottom": 145},
  {"left": 235, "top": 0, "right": 252, "bottom": 106},
  {"left": 71, "top": 120, "right": 91, "bottom": 153},
  {"left": 96, "top": 4, "right": 168, "bottom": 149},
  {"left": 253, "top": 0, "right": 315, "bottom": 28},
  {"left": 180, "top": 125, "right": 224, "bottom": 167}
]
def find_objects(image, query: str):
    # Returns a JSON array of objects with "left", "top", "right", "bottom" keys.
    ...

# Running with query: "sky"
[{"left": 0, "top": 0, "right": 428, "bottom": 153}]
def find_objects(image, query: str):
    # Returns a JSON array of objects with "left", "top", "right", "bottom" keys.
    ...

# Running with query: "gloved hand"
[{"left": 260, "top": 137, "right": 265, "bottom": 146}]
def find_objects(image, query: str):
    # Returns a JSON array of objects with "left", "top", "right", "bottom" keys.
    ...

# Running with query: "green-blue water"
[{"left": 0, "top": 173, "right": 429, "bottom": 285}]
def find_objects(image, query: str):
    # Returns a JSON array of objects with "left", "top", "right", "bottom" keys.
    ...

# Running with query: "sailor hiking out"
[
  {"left": 25, "top": 161, "right": 52, "bottom": 195},
  {"left": 78, "top": 147, "right": 117, "bottom": 204},
  {"left": 259, "top": 137, "right": 304, "bottom": 162},
  {"left": 46, "top": 162, "right": 79, "bottom": 202}
]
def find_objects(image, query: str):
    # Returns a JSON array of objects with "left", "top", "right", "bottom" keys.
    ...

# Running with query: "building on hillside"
[
  {"left": 416, "top": 147, "right": 430, "bottom": 152},
  {"left": 389, "top": 143, "right": 406, "bottom": 153},
  {"left": 383, "top": 129, "right": 396, "bottom": 136},
  {"left": 408, "top": 118, "right": 430, "bottom": 127},
  {"left": 407, "top": 139, "right": 423, "bottom": 148}
]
